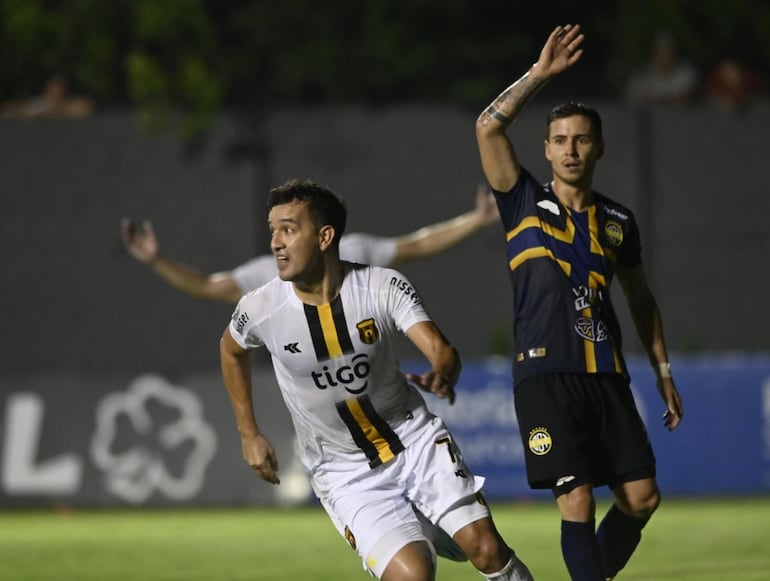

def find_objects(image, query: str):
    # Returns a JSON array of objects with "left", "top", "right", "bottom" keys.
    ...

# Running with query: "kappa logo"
[
  {"left": 284, "top": 342, "right": 301, "bottom": 354},
  {"left": 537, "top": 199, "right": 561, "bottom": 216}
]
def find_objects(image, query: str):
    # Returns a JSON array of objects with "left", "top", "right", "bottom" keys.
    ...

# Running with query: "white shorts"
[{"left": 314, "top": 415, "right": 489, "bottom": 578}]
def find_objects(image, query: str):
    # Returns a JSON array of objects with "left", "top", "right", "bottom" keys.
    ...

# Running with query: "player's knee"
[
  {"left": 556, "top": 484, "right": 596, "bottom": 521},
  {"left": 464, "top": 534, "right": 511, "bottom": 574},
  {"left": 623, "top": 487, "right": 661, "bottom": 519},
  {"left": 636, "top": 488, "right": 661, "bottom": 517}
]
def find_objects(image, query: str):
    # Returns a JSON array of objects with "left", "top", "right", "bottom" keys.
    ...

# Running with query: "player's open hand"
[
  {"left": 533, "top": 24, "right": 585, "bottom": 80},
  {"left": 121, "top": 218, "right": 159, "bottom": 263},
  {"left": 241, "top": 433, "right": 281, "bottom": 484}
]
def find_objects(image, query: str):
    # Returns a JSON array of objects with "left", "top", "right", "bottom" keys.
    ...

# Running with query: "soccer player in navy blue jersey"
[{"left": 475, "top": 24, "right": 684, "bottom": 581}]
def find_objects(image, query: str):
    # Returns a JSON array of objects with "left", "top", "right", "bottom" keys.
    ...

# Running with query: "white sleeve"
[
  {"left": 339, "top": 233, "right": 398, "bottom": 267},
  {"left": 228, "top": 293, "right": 265, "bottom": 350},
  {"left": 375, "top": 267, "right": 431, "bottom": 334},
  {"left": 231, "top": 255, "right": 278, "bottom": 293}
]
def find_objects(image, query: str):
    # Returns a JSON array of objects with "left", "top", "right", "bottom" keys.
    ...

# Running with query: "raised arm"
[
  {"left": 616, "top": 264, "right": 684, "bottom": 431},
  {"left": 220, "top": 326, "right": 280, "bottom": 484},
  {"left": 121, "top": 218, "right": 243, "bottom": 303},
  {"left": 390, "top": 183, "right": 498, "bottom": 265},
  {"left": 476, "top": 24, "right": 585, "bottom": 192},
  {"left": 403, "top": 321, "right": 461, "bottom": 405}
]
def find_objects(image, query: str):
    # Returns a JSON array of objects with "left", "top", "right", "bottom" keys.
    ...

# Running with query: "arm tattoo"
[{"left": 479, "top": 69, "right": 546, "bottom": 127}]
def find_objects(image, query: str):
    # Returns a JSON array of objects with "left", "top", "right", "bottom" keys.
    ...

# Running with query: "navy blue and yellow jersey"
[{"left": 494, "top": 168, "right": 642, "bottom": 386}]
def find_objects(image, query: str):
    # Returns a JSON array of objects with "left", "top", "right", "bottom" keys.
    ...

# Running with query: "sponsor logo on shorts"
[
  {"left": 528, "top": 427, "right": 552, "bottom": 456},
  {"left": 556, "top": 475, "right": 576, "bottom": 487},
  {"left": 604, "top": 220, "right": 624, "bottom": 246}
]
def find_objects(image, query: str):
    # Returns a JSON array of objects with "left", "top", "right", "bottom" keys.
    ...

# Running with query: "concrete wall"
[{"left": 2, "top": 102, "right": 768, "bottom": 378}]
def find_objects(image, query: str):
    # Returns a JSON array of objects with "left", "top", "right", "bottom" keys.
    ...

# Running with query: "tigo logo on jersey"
[
  {"left": 311, "top": 353, "right": 371, "bottom": 394},
  {"left": 528, "top": 427, "right": 552, "bottom": 455}
]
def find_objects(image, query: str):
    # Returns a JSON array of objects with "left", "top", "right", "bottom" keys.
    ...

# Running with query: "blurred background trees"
[{"left": 1, "top": 0, "right": 768, "bottom": 135}]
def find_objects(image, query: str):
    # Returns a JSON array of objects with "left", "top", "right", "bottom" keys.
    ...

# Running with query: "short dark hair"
[
  {"left": 267, "top": 179, "right": 347, "bottom": 243},
  {"left": 546, "top": 101, "right": 603, "bottom": 141}
]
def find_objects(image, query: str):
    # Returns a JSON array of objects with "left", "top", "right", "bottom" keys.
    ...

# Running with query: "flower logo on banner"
[{"left": 90, "top": 374, "right": 217, "bottom": 504}]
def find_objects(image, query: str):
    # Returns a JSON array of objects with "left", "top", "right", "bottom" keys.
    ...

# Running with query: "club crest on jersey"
[
  {"left": 604, "top": 220, "right": 624, "bottom": 246},
  {"left": 575, "top": 317, "right": 610, "bottom": 342},
  {"left": 528, "top": 427, "right": 552, "bottom": 456},
  {"left": 356, "top": 318, "right": 379, "bottom": 345}
]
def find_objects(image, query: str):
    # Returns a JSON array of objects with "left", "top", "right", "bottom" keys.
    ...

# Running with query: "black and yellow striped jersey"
[
  {"left": 495, "top": 168, "right": 642, "bottom": 386},
  {"left": 228, "top": 263, "right": 434, "bottom": 476}
]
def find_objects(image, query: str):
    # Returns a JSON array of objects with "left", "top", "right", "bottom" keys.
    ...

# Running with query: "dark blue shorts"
[{"left": 514, "top": 372, "right": 656, "bottom": 494}]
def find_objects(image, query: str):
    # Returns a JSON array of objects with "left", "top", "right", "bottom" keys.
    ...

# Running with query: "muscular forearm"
[
  {"left": 436, "top": 344, "right": 461, "bottom": 384},
  {"left": 220, "top": 335, "right": 261, "bottom": 437},
  {"left": 477, "top": 66, "right": 549, "bottom": 132},
  {"left": 476, "top": 67, "right": 550, "bottom": 192}
]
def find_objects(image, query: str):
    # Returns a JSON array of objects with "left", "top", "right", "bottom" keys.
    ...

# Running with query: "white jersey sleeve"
[
  {"left": 338, "top": 233, "right": 398, "bottom": 267},
  {"left": 231, "top": 255, "right": 279, "bottom": 294}
]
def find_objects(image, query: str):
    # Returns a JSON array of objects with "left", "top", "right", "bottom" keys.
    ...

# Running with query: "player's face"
[
  {"left": 545, "top": 115, "right": 604, "bottom": 188},
  {"left": 268, "top": 200, "right": 324, "bottom": 281}
]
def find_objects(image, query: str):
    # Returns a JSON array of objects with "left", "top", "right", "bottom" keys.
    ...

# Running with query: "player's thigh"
[
  {"left": 320, "top": 467, "right": 430, "bottom": 578},
  {"left": 404, "top": 416, "right": 486, "bottom": 523}
]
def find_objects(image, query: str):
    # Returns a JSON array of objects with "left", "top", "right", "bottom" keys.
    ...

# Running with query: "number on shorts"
[{"left": 435, "top": 435, "right": 457, "bottom": 463}]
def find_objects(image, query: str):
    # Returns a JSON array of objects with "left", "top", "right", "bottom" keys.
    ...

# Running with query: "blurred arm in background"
[{"left": 121, "top": 183, "right": 498, "bottom": 303}]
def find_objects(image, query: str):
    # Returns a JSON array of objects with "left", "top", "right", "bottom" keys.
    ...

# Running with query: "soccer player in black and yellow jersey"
[{"left": 476, "top": 24, "right": 684, "bottom": 581}]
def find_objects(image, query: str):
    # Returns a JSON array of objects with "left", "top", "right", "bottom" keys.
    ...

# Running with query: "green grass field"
[{"left": 3, "top": 497, "right": 769, "bottom": 580}]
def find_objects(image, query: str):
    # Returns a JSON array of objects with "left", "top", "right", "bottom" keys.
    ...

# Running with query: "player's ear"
[
  {"left": 544, "top": 138, "right": 552, "bottom": 161},
  {"left": 318, "top": 225, "right": 336, "bottom": 251}
]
